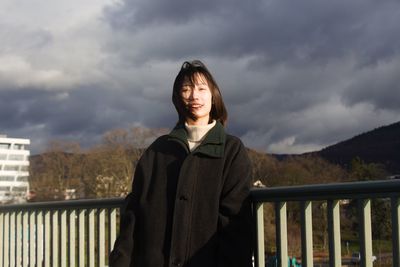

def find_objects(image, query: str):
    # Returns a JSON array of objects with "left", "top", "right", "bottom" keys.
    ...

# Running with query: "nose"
[{"left": 188, "top": 88, "right": 199, "bottom": 100}]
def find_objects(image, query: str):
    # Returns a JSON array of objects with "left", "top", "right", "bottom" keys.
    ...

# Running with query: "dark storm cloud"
[
  {"left": 0, "top": 89, "right": 91, "bottom": 137},
  {"left": 0, "top": 89, "right": 46, "bottom": 128},
  {"left": 342, "top": 60, "right": 400, "bottom": 111},
  {"left": 106, "top": 0, "right": 221, "bottom": 26},
  {"left": 0, "top": 86, "right": 175, "bottom": 153},
  {"left": 100, "top": 0, "right": 400, "bottom": 153},
  {"left": 105, "top": 0, "right": 400, "bottom": 65}
]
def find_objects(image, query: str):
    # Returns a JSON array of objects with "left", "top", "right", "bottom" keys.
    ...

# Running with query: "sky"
[{"left": 1, "top": 0, "right": 399, "bottom": 155}]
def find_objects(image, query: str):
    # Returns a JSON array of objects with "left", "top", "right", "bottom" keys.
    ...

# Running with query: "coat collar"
[{"left": 168, "top": 121, "right": 226, "bottom": 158}]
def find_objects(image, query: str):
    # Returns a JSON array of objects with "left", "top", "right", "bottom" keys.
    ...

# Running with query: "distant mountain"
[{"left": 312, "top": 121, "right": 400, "bottom": 173}]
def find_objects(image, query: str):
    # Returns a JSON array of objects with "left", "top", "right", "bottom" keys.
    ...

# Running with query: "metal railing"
[
  {"left": 0, "top": 198, "right": 123, "bottom": 267},
  {"left": 1, "top": 179, "right": 400, "bottom": 267},
  {"left": 252, "top": 179, "right": 400, "bottom": 267}
]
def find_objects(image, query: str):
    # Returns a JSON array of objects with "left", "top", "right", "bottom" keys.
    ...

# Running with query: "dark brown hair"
[{"left": 172, "top": 60, "right": 228, "bottom": 126}]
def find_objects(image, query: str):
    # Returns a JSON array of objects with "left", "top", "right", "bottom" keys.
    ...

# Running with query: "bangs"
[{"left": 181, "top": 72, "right": 209, "bottom": 87}]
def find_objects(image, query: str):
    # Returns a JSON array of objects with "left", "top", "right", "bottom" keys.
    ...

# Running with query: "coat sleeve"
[
  {"left": 108, "top": 193, "right": 136, "bottom": 267},
  {"left": 218, "top": 140, "right": 253, "bottom": 267},
  {"left": 109, "top": 155, "right": 147, "bottom": 267}
]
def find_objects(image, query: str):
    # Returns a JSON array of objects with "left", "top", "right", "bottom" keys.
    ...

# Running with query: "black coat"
[{"left": 110, "top": 122, "right": 253, "bottom": 267}]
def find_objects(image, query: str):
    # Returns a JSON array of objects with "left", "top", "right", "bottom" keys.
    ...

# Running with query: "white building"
[{"left": 0, "top": 135, "right": 30, "bottom": 204}]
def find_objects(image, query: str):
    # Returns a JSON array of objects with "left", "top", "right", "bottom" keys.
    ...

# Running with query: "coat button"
[
  {"left": 179, "top": 195, "right": 188, "bottom": 201},
  {"left": 172, "top": 259, "right": 181, "bottom": 266}
]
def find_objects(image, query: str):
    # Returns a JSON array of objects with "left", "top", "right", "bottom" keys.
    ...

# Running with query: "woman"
[{"left": 110, "top": 60, "right": 253, "bottom": 267}]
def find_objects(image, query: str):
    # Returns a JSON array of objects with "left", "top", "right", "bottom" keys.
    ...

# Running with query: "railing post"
[
  {"left": 69, "top": 210, "right": 76, "bottom": 267},
  {"left": 16, "top": 211, "right": 22, "bottom": 266},
  {"left": 358, "top": 199, "right": 373, "bottom": 267},
  {"left": 253, "top": 202, "right": 265, "bottom": 267},
  {"left": 88, "top": 209, "right": 96, "bottom": 267},
  {"left": 392, "top": 197, "right": 400, "bottom": 267},
  {"left": 61, "top": 210, "right": 67, "bottom": 267},
  {"left": 301, "top": 201, "right": 313, "bottom": 267},
  {"left": 109, "top": 208, "right": 117, "bottom": 253},
  {"left": 52, "top": 210, "right": 59, "bottom": 267},
  {"left": 328, "top": 200, "right": 341, "bottom": 267},
  {"left": 4, "top": 212, "right": 10, "bottom": 267},
  {"left": 275, "top": 201, "right": 288, "bottom": 267},
  {"left": 98, "top": 208, "right": 106, "bottom": 267},
  {"left": 22, "top": 211, "right": 29, "bottom": 267},
  {"left": 29, "top": 211, "right": 36, "bottom": 266},
  {"left": 0, "top": 212, "right": 4, "bottom": 265},
  {"left": 78, "top": 209, "right": 86, "bottom": 267},
  {"left": 44, "top": 210, "right": 51, "bottom": 267},
  {"left": 37, "top": 211, "right": 44, "bottom": 267}
]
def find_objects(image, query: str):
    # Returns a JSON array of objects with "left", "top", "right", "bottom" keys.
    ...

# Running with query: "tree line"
[
  {"left": 29, "top": 127, "right": 167, "bottom": 200},
  {"left": 32, "top": 128, "right": 378, "bottom": 200}
]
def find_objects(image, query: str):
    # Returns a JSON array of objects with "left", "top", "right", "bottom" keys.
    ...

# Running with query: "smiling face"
[
  {"left": 180, "top": 73, "right": 212, "bottom": 125},
  {"left": 172, "top": 60, "right": 228, "bottom": 126}
]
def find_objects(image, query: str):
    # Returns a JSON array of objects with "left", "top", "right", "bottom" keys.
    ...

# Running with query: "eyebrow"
[
  {"left": 182, "top": 83, "right": 207, "bottom": 88},
  {"left": 196, "top": 81, "right": 208, "bottom": 85}
]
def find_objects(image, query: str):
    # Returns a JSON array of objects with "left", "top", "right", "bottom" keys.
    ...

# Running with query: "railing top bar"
[
  {"left": 2, "top": 180, "right": 399, "bottom": 211},
  {"left": 250, "top": 179, "right": 400, "bottom": 202},
  {"left": 0, "top": 197, "right": 125, "bottom": 212}
]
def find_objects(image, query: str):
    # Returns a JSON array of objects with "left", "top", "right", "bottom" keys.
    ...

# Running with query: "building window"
[
  {"left": 13, "top": 144, "right": 24, "bottom": 150},
  {"left": 0, "top": 143, "right": 11, "bottom": 149},
  {"left": 8, "top": 154, "right": 25, "bottom": 161},
  {"left": 0, "top": 154, "right": 7, "bottom": 160},
  {"left": 12, "top": 186, "right": 28, "bottom": 192},
  {"left": 17, "top": 176, "right": 28, "bottom": 181},
  {"left": 4, "top": 165, "right": 19, "bottom": 171},
  {"left": 0, "top": 186, "right": 11, "bottom": 191},
  {"left": 0, "top": 176, "right": 15, "bottom": 181},
  {"left": 20, "top": 166, "right": 29, "bottom": 171}
]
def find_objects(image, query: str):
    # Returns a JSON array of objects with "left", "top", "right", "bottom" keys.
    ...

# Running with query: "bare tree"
[
  {"left": 29, "top": 141, "right": 82, "bottom": 201},
  {"left": 30, "top": 126, "right": 168, "bottom": 200},
  {"left": 83, "top": 126, "right": 168, "bottom": 198}
]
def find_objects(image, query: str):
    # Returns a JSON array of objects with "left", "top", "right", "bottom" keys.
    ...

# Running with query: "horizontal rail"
[
  {"left": 250, "top": 179, "right": 400, "bottom": 202},
  {"left": 0, "top": 197, "right": 124, "bottom": 211},
  {"left": 5, "top": 179, "right": 399, "bottom": 212}
]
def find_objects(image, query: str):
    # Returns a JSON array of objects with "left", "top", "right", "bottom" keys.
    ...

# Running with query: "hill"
[{"left": 312, "top": 121, "right": 400, "bottom": 173}]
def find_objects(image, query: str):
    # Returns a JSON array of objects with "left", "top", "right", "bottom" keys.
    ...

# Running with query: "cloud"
[
  {"left": 342, "top": 56, "right": 400, "bottom": 111},
  {"left": 0, "top": 0, "right": 114, "bottom": 90},
  {"left": 1, "top": 0, "right": 400, "bottom": 155},
  {"left": 104, "top": 0, "right": 400, "bottom": 65},
  {"left": 0, "top": 55, "right": 69, "bottom": 89}
]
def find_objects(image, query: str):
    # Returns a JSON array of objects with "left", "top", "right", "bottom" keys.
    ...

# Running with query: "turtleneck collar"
[
  {"left": 185, "top": 120, "right": 216, "bottom": 142},
  {"left": 184, "top": 120, "right": 216, "bottom": 151}
]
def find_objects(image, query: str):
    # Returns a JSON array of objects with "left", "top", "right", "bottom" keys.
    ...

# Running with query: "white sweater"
[{"left": 185, "top": 120, "right": 216, "bottom": 152}]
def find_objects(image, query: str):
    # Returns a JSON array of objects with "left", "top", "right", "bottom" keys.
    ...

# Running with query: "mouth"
[{"left": 188, "top": 103, "right": 203, "bottom": 109}]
